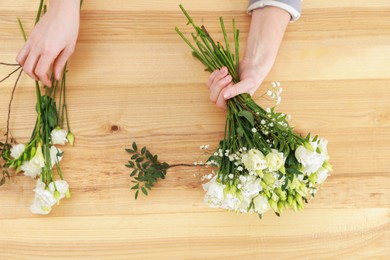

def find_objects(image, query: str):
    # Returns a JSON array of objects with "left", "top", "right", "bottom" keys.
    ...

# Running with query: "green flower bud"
[
  {"left": 256, "top": 170, "right": 264, "bottom": 177},
  {"left": 263, "top": 173, "right": 275, "bottom": 186},
  {"left": 309, "top": 173, "right": 317, "bottom": 183},
  {"left": 323, "top": 161, "right": 333, "bottom": 171},
  {"left": 277, "top": 201, "right": 285, "bottom": 213},
  {"left": 304, "top": 142, "right": 314, "bottom": 152},
  {"left": 279, "top": 165, "right": 286, "bottom": 175},
  {"left": 291, "top": 201, "right": 298, "bottom": 212},
  {"left": 67, "top": 132, "right": 75, "bottom": 146},
  {"left": 269, "top": 199, "right": 278, "bottom": 213},
  {"left": 297, "top": 203, "right": 304, "bottom": 211},
  {"left": 65, "top": 189, "right": 71, "bottom": 199},
  {"left": 287, "top": 195, "right": 294, "bottom": 206},
  {"left": 296, "top": 194, "right": 304, "bottom": 207},
  {"left": 54, "top": 191, "right": 61, "bottom": 205}
]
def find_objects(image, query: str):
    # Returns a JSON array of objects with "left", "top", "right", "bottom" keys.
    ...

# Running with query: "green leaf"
[
  {"left": 141, "top": 187, "right": 148, "bottom": 196},
  {"left": 131, "top": 183, "right": 139, "bottom": 190},
  {"left": 141, "top": 147, "right": 146, "bottom": 155},
  {"left": 238, "top": 110, "right": 254, "bottom": 126},
  {"left": 131, "top": 154, "right": 139, "bottom": 160},
  {"left": 132, "top": 142, "right": 138, "bottom": 151},
  {"left": 135, "top": 190, "right": 139, "bottom": 200},
  {"left": 0, "top": 176, "right": 6, "bottom": 186},
  {"left": 135, "top": 157, "right": 144, "bottom": 163},
  {"left": 125, "top": 148, "right": 134, "bottom": 153},
  {"left": 130, "top": 169, "right": 138, "bottom": 176},
  {"left": 236, "top": 126, "right": 244, "bottom": 137}
]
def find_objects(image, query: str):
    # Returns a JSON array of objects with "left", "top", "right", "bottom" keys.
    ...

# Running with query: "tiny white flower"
[
  {"left": 237, "top": 166, "right": 243, "bottom": 171},
  {"left": 237, "top": 184, "right": 242, "bottom": 189},
  {"left": 271, "top": 82, "right": 276, "bottom": 88},
  {"left": 228, "top": 174, "right": 234, "bottom": 179},
  {"left": 267, "top": 90, "right": 273, "bottom": 96},
  {"left": 10, "top": 143, "right": 26, "bottom": 159},
  {"left": 266, "top": 108, "right": 271, "bottom": 113},
  {"left": 251, "top": 128, "right": 257, "bottom": 133},
  {"left": 276, "top": 81, "right": 281, "bottom": 87},
  {"left": 261, "top": 120, "right": 266, "bottom": 125},
  {"left": 269, "top": 123, "right": 274, "bottom": 127},
  {"left": 51, "top": 128, "right": 68, "bottom": 145}
]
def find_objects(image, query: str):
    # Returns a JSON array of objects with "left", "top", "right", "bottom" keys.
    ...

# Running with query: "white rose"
[
  {"left": 30, "top": 179, "right": 56, "bottom": 215},
  {"left": 265, "top": 149, "right": 285, "bottom": 172},
  {"left": 241, "top": 149, "right": 267, "bottom": 172},
  {"left": 203, "top": 176, "right": 224, "bottom": 208},
  {"left": 49, "top": 180, "right": 69, "bottom": 202},
  {"left": 21, "top": 161, "right": 42, "bottom": 179},
  {"left": 316, "top": 167, "right": 329, "bottom": 184},
  {"left": 253, "top": 195, "right": 270, "bottom": 214},
  {"left": 50, "top": 146, "right": 63, "bottom": 167},
  {"left": 10, "top": 143, "right": 26, "bottom": 159},
  {"left": 51, "top": 128, "right": 68, "bottom": 145}
]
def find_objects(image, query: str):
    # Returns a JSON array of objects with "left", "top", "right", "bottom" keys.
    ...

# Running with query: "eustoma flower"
[{"left": 0, "top": 0, "right": 77, "bottom": 214}]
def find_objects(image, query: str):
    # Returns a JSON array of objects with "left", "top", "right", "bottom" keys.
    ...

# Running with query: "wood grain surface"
[{"left": 1, "top": 0, "right": 389, "bottom": 259}]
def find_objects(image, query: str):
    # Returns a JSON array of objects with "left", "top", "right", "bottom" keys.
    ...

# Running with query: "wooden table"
[{"left": 1, "top": 0, "right": 389, "bottom": 259}]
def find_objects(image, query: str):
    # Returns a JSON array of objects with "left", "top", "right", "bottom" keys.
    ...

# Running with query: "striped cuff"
[{"left": 247, "top": 0, "right": 301, "bottom": 22}]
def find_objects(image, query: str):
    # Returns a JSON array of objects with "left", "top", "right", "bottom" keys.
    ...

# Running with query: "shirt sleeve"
[{"left": 247, "top": 0, "right": 302, "bottom": 22}]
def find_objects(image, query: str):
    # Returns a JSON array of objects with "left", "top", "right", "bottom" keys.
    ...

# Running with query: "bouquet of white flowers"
[
  {"left": 126, "top": 5, "right": 332, "bottom": 219},
  {"left": 0, "top": 0, "right": 75, "bottom": 214}
]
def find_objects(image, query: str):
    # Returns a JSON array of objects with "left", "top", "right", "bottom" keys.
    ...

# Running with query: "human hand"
[
  {"left": 206, "top": 59, "right": 269, "bottom": 109},
  {"left": 16, "top": 0, "right": 80, "bottom": 86}
]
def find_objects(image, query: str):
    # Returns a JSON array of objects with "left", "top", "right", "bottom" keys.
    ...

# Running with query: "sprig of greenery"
[
  {"left": 126, "top": 142, "right": 170, "bottom": 199},
  {"left": 126, "top": 142, "right": 203, "bottom": 199}
]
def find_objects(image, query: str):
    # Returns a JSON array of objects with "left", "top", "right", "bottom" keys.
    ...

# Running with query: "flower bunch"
[
  {"left": 174, "top": 5, "right": 332, "bottom": 218},
  {"left": 0, "top": 0, "right": 75, "bottom": 214}
]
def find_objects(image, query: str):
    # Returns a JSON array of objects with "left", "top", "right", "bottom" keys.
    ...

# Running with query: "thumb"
[{"left": 222, "top": 80, "right": 253, "bottom": 100}]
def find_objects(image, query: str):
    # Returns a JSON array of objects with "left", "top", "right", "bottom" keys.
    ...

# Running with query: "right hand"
[{"left": 16, "top": 0, "right": 80, "bottom": 86}]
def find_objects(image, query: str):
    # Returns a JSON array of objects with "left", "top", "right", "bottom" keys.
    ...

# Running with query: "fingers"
[
  {"left": 35, "top": 53, "right": 56, "bottom": 86},
  {"left": 21, "top": 50, "right": 40, "bottom": 81},
  {"left": 16, "top": 43, "right": 30, "bottom": 66},
  {"left": 216, "top": 82, "right": 233, "bottom": 109},
  {"left": 209, "top": 74, "right": 232, "bottom": 103},
  {"left": 222, "top": 80, "right": 253, "bottom": 100},
  {"left": 53, "top": 47, "right": 73, "bottom": 80}
]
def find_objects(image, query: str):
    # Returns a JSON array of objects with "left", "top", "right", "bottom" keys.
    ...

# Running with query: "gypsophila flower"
[{"left": 251, "top": 128, "right": 257, "bottom": 133}]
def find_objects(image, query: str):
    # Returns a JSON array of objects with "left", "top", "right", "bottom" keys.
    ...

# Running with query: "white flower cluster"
[
  {"left": 203, "top": 148, "right": 286, "bottom": 215},
  {"left": 9, "top": 128, "right": 71, "bottom": 215},
  {"left": 203, "top": 138, "right": 331, "bottom": 216}
]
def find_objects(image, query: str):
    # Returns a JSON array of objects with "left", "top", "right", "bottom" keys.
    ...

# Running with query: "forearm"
[{"left": 243, "top": 7, "right": 290, "bottom": 79}]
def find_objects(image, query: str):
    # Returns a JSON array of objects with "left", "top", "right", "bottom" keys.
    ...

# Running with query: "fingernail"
[{"left": 223, "top": 92, "right": 230, "bottom": 99}]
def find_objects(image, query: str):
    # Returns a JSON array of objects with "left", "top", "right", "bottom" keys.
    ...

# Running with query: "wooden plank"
[{"left": 0, "top": 0, "right": 389, "bottom": 259}]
